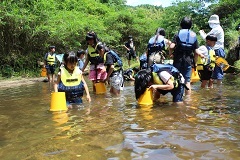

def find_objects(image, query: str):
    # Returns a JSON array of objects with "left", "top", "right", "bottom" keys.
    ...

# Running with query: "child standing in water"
[
  {"left": 54, "top": 52, "right": 91, "bottom": 108},
  {"left": 199, "top": 14, "right": 225, "bottom": 86},
  {"left": 197, "top": 35, "right": 217, "bottom": 88},
  {"left": 81, "top": 31, "right": 107, "bottom": 92},
  {"left": 77, "top": 49, "right": 86, "bottom": 70},
  {"left": 44, "top": 46, "right": 57, "bottom": 83}
]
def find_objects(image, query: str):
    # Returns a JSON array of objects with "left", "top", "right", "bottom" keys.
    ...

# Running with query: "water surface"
[{"left": 0, "top": 75, "right": 239, "bottom": 159}]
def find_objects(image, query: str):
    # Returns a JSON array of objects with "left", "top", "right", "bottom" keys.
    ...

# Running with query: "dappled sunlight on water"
[{"left": 0, "top": 75, "right": 239, "bottom": 159}]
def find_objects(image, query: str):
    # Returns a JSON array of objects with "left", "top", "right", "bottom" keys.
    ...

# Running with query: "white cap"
[{"left": 208, "top": 14, "right": 220, "bottom": 24}]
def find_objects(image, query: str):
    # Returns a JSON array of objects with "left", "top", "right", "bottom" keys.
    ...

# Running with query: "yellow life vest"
[
  {"left": 47, "top": 53, "right": 56, "bottom": 65},
  {"left": 197, "top": 47, "right": 216, "bottom": 70},
  {"left": 208, "top": 49, "right": 216, "bottom": 69},
  {"left": 61, "top": 67, "right": 82, "bottom": 87},
  {"left": 197, "top": 56, "right": 207, "bottom": 70},
  {"left": 88, "top": 43, "right": 103, "bottom": 64},
  {"left": 152, "top": 72, "right": 163, "bottom": 85},
  {"left": 88, "top": 44, "right": 99, "bottom": 58},
  {"left": 152, "top": 72, "right": 177, "bottom": 87}
]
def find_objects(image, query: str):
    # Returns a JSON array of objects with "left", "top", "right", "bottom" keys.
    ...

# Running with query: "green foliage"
[
  {"left": 1, "top": 65, "right": 13, "bottom": 78},
  {"left": 0, "top": 0, "right": 240, "bottom": 78},
  {"left": 234, "top": 60, "right": 240, "bottom": 70}
]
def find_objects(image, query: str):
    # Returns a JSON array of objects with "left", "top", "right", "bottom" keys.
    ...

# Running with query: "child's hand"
[
  {"left": 149, "top": 85, "right": 157, "bottom": 90},
  {"left": 199, "top": 53, "right": 205, "bottom": 58},
  {"left": 199, "top": 30, "right": 205, "bottom": 34},
  {"left": 104, "top": 77, "right": 109, "bottom": 85},
  {"left": 86, "top": 95, "right": 91, "bottom": 102}
]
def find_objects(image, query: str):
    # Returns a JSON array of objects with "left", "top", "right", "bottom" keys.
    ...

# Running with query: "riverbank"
[
  {"left": 0, "top": 77, "right": 47, "bottom": 89},
  {"left": 0, "top": 72, "right": 238, "bottom": 89}
]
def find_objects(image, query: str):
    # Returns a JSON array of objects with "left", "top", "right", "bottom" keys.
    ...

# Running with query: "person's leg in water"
[
  {"left": 46, "top": 66, "right": 51, "bottom": 83},
  {"left": 184, "top": 65, "right": 192, "bottom": 95},
  {"left": 92, "top": 80, "right": 96, "bottom": 92},
  {"left": 109, "top": 73, "right": 123, "bottom": 95},
  {"left": 48, "top": 65, "right": 55, "bottom": 83},
  {"left": 201, "top": 80, "right": 208, "bottom": 88},
  {"left": 171, "top": 84, "right": 184, "bottom": 104},
  {"left": 174, "top": 62, "right": 192, "bottom": 95},
  {"left": 209, "top": 78, "right": 214, "bottom": 88}
]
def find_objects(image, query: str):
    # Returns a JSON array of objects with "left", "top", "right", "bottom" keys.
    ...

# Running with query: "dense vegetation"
[{"left": 0, "top": 0, "right": 239, "bottom": 78}]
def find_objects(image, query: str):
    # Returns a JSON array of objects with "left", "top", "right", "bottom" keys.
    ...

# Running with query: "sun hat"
[{"left": 208, "top": 14, "right": 220, "bottom": 24}]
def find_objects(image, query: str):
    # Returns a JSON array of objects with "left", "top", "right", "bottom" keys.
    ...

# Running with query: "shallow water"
[{"left": 0, "top": 75, "right": 239, "bottom": 160}]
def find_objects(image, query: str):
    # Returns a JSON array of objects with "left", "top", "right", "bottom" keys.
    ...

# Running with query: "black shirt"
[{"left": 105, "top": 53, "right": 114, "bottom": 73}]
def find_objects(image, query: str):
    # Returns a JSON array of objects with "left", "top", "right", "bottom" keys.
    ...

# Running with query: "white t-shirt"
[
  {"left": 198, "top": 45, "right": 209, "bottom": 57},
  {"left": 159, "top": 71, "right": 172, "bottom": 83},
  {"left": 200, "top": 25, "right": 224, "bottom": 50},
  {"left": 159, "top": 71, "right": 185, "bottom": 84}
]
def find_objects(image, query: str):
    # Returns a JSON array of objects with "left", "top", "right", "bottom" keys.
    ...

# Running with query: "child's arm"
[
  {"left": 105, "top": 65, "right": 114, "bottom": 83},
  {"left": 82, "top": 75, "right": 91, "bottom": 102},
  {"left": 81, "top": 55, "right": 89, "bottom": 72},
  {"left": 149, "top": 78, "right": 174, "bottom": 91},
  {"left": 54, "top": 75, "right": 61, "bottom": 92}
]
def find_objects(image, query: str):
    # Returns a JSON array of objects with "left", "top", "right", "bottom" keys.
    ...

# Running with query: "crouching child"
[{"left": 134, "top": 64, "right": 187, "bottom": 104}]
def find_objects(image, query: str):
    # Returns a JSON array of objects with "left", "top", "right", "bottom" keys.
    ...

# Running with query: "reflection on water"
[{"left": 0, "top": 75, "right": 239, "bottom": 159}]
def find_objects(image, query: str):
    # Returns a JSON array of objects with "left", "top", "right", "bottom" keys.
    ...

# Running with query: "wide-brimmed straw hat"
[{"left": 208, "top": 14, "right": 220, "bottom": 24}]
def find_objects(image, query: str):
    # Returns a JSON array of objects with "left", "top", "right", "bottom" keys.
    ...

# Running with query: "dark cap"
[
  {"left": 96, "top": 42, "right": 105, "bottom": 51},
  {"left": 86, "top": 31, "right": 97, "bottom": 41},
  {"left": 49, "top": 46, "right": 55, "bottom": 50}
]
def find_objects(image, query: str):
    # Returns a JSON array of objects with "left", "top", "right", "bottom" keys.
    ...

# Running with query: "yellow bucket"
[
  {"left": 50, "top": 92, "right": 68, "bottom": 111},
  {"left": 95, "top": 82, "right": 106, "bottom": 94},
  {"left": 191, "top": 68, "right": 200, "bottom": 83},
  {"left": 138, "top": 88, "right": 153, "bottom": 105},
  {"left": 41, "top": 67, "right": 47, "bottom": 77}
]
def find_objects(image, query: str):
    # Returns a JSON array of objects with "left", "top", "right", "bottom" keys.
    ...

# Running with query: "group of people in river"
[{"left": 43, "top": 15, "right": 226, "bottom": 108}]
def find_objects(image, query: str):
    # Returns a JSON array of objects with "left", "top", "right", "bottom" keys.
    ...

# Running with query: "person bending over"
[{"left": 134, "top": 64, "right": 186, "bottom": 104}]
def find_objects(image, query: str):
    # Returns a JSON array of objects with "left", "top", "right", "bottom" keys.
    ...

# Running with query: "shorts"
[
  {"left": 109, "top": 72, "right": 124, "bottom": 91},
  {"left": 88, "top": 64, "right": 107, "bottom": 81},
  {"left": 66, "top": 97, "right": 82, "bottom": 106},
  {"left": 46, "top": 65, "right": 55, "bottom": 74},
  {"left": 211, "top": 66, "right": 224, "bottom": 80},
  {"left": 173, "top": 62, "right": 192, "bottom": 83},
  {"left": 171, "top": 85, "right": 184, "bottom": 102},
  {"left": 198, "top": 66, "right": 212, "bottom": 80},
  {"left": 127, "top": 50, "right": 136, "bottom": 60},
  {"left": 212, "top": 48, "right": 225, "bottom": 80}
]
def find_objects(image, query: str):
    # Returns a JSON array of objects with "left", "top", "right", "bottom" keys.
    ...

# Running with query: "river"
[{"left": 0, "top": 75, "right": 239, "bottom": 160}]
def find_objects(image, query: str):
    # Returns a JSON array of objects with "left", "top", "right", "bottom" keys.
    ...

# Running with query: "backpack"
[
  {"left": 151, "top": 64, "right": 180, "bottom": 78},
  {"left": 147, "top": 36, "right": 165, "bottom": 54},
  {"left": 139, "top": 54, "right": 147, "bottom": 69},
  {"left": 197, "top": 46, "right": 216, "bottom": 71},
  {"left": 151, "top": 63, "right": 188, "bottom": 90},
  {"left": 109, "top": 50, "right": 123, "bottom": 67}
]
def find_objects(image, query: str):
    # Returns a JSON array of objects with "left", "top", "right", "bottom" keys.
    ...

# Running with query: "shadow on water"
[{"left": 0, "top": 74, "right": 239, "bottom": 159}]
